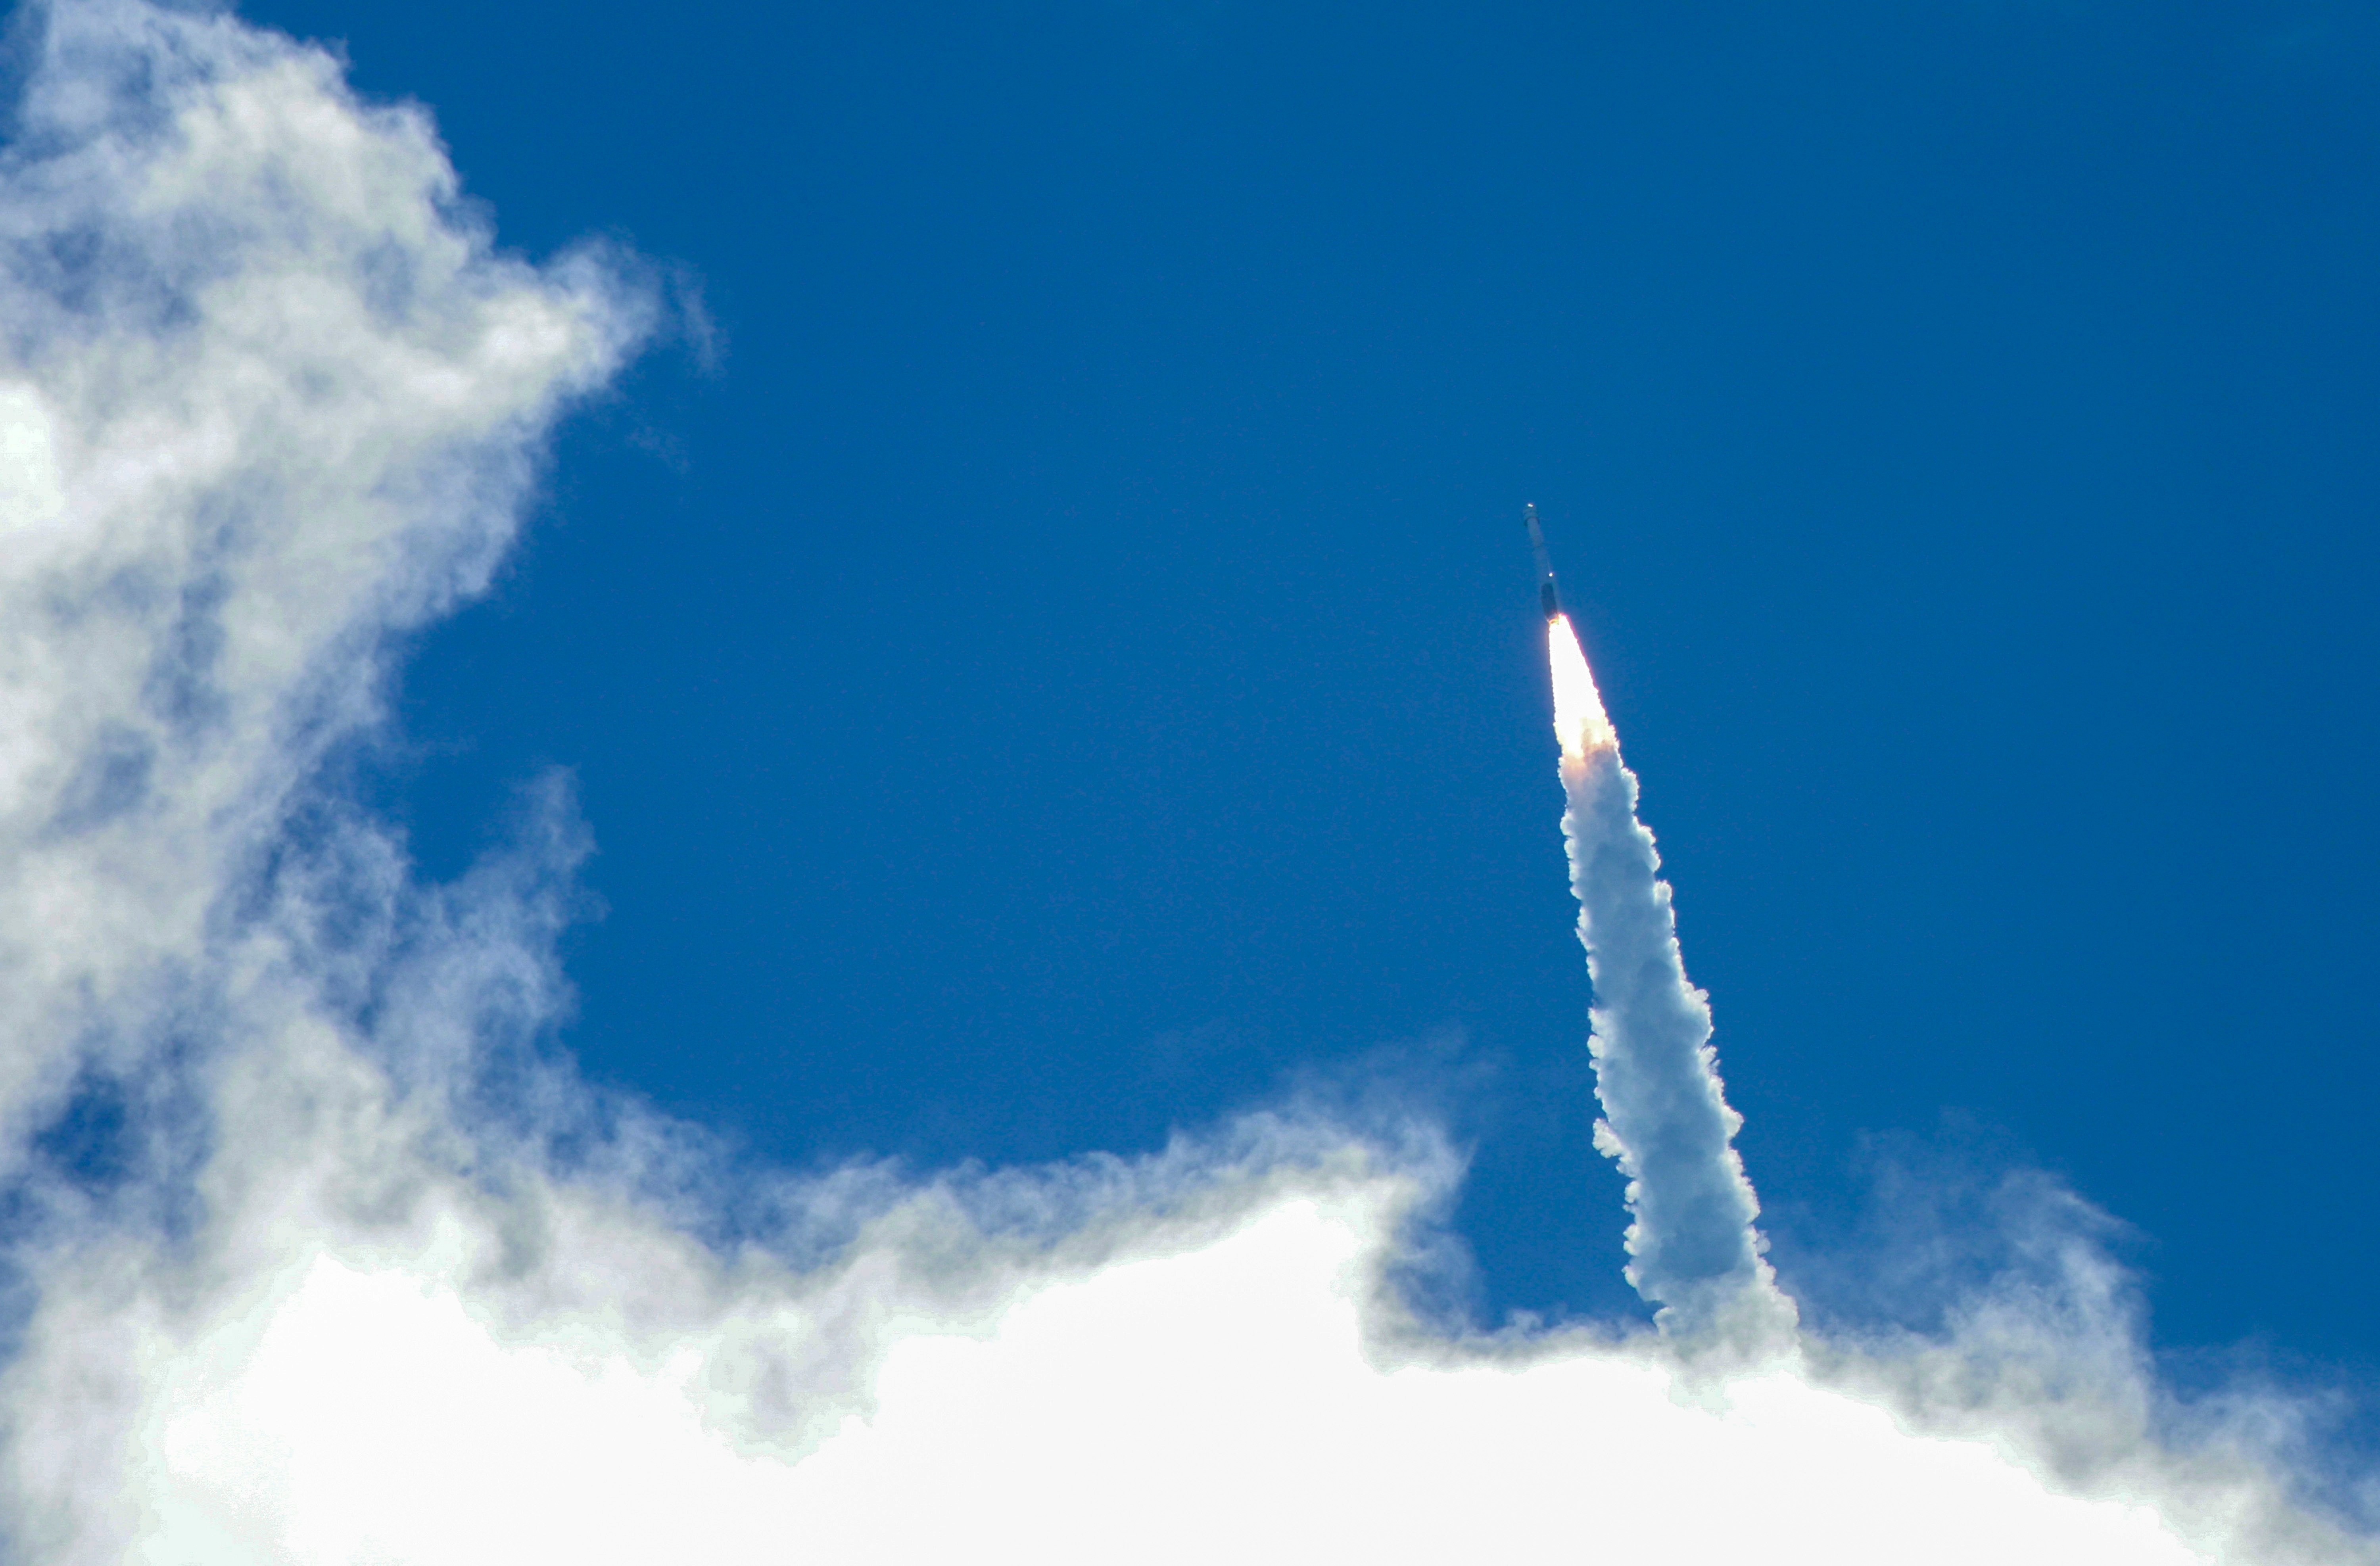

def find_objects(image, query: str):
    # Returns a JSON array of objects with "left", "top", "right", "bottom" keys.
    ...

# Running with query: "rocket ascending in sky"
[
  {"left": 1525, "top": 502, "right": 1562, "bottom": 621},
  {"left": 1528, "top": 499, "right": 1785, "bottom": 1341},
  {"left": 1529, "top": 504, "right": 1614, "bottom": 760}
]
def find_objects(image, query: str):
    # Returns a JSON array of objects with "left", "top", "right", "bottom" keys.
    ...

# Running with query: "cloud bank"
[{"left": 0, "top": 2, "right": 2366, "bottom": 1561}]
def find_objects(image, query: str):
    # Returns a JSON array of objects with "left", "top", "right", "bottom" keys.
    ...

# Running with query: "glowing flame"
[{"left": 1549, "top": 614, "right": 1616, "bottom": 761}]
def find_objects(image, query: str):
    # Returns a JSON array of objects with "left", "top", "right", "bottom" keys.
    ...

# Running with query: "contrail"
[{"left": 1533, "top": 506, "right": 1792, "bottom": 1342}]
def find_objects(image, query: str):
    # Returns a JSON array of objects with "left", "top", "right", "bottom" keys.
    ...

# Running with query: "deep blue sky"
[{"left": 248, "top": 0, "right": 2376, "bottom": 1371}]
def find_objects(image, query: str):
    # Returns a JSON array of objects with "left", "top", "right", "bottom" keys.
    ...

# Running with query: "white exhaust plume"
[
  {"left": 0, "top": 3, "right": 2367, "bottom": 1562},
  {"left": 1547, "top": 612, "right": 1789, "bottom": 1341}
]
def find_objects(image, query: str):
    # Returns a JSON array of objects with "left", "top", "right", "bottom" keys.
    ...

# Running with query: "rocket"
[{"left": 1525, "top": 503, "right": 1562, "bottom": 621}]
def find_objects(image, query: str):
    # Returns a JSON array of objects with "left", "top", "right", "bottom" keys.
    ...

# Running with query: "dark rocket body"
[{"left": 1525, "top": 503, "right": 1563, "bottom": 620}]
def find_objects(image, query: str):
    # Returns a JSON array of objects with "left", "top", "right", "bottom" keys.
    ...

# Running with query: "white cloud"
[
  {"left": 0, "top": 3, "right": 2365, "bottom": 1563},
  {"left": 38, "top": 1150, "right": 2357, "bottom": 1565}
]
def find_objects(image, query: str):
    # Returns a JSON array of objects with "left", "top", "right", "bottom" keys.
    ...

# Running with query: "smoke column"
[{"left": 1548, "top": 613, "right": 1791, "bottom": 1341}]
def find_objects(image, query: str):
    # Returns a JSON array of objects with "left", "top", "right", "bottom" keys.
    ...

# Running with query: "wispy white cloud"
[{"left": 0, "top": 4, "right": 2365, "bottom": 1562}]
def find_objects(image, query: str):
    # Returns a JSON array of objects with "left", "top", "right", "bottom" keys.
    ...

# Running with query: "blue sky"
[{"left": 243, "top": 0, "right": 2380, "bottom": 1377}]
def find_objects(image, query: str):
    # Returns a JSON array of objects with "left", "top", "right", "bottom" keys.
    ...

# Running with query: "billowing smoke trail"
[{"left": 1547, "top": 611, "right": 1789, "bottom": 1340}]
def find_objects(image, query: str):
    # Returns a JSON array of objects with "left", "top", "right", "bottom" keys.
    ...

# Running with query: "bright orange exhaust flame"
[{"left": 1549, "top": 614, "right": 1616, "bottom": 761}]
